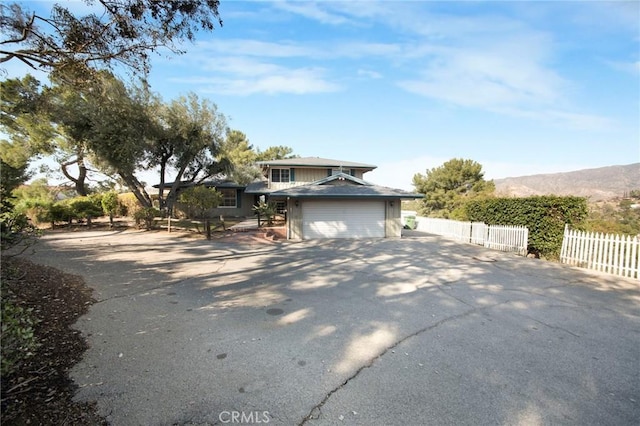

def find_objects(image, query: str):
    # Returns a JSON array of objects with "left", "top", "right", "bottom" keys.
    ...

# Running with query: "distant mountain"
[{"left": 493, "top": 163, "right": 640, "bottom": 201}]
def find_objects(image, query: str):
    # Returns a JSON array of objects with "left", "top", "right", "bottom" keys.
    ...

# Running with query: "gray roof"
[
  {"left": 269, "top": 173, "right": 423, "bottom": 199},
  {"left": 152, "top": 179, "right": 244, "bottom": 190},
  {"left": 244, "top": 180, "right": 269, "bottom": 194},
  {"left": 255, "top": 157, "right": 377, "bottom": 170}
]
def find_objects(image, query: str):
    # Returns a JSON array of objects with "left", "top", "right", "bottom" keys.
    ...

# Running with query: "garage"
[{"left": 302, "top": 200, "right": 385, "bottom": 239}]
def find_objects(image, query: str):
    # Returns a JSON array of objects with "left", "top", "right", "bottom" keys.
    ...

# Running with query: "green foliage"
[
  {"left": 1, "top": 159, "right": 30, "bottom": 212},
  {"left": 465, "top": 196, "right": 588, "bottom": 259},
  {"left": 67, "top": 196, "right": 103, "bottom": 226},
  {"left": 1, "top": 1, "right": 222, "bottom": 78},
  {"left": 413, "top": 158, "right": 495, "bottom": 218},
  {"left": 133, "top": 207, "right": 161, "bottom": 230},
  {"left": 0, "top": 210, "right": 41, "bottom": 253},
  {"left": 255, "top": 145, "right": 297, "bottom": 161},
  {"left": 101, "top": 191, "right": 119, "bottom": 225},
  {"left": 0, "top": 299, "right": 40, "bottom": 377},
  {"left": 178, "top": 186, "right": 222, "bottom": 218},
  {"left": 252, "top": 200, "right": 277, "bottom": 226},
  {"left": 117, "top": 193, "right": 141, "bottom": 217},
  {"left": 585, "top": 200, "right": 640, "bottom": 236}
]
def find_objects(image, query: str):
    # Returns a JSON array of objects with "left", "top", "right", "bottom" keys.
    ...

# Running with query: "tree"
[
  {"left": 178, "top": 186, "right": 222, "bottom": 219},
  {"left": 76, "top": 72, "right": 155, "bottom": 207},
  {"left": 101, "top": 191, "right": 119, "bottom": 227},
  {"left": 178, "top": 185, "right": 222, "bottom": 239},
  {"left": 153, "top": 93, "right": 229, "bottom": 214},
  {"left": 1, "top": 75, "right": 96, "bottom": 196},
  {"left": 255, "top": 146, "right": 296, "bottom": 161},
  {"left": 0, "top": 159, "right": 39, "bottom": 254},
  {"left": 413, "top": 158, "right": 495, "bottom": 218},
  {"left": 1, "top": 1, "right": 222, "bottom": 79}
]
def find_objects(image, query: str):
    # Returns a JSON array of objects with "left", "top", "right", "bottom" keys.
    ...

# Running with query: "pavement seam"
[{"left": 298, "top": 302, "right": 507, "bottom": 425}]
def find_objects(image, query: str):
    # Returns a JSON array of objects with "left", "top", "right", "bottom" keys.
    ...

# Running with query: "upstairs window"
[{"left": 271, "top": 168, "right": 290, "bottom": 183}]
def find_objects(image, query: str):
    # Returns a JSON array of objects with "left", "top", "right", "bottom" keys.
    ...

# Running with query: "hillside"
[{"left": 493, "top": 163, "right": 639, "bottom": 201}]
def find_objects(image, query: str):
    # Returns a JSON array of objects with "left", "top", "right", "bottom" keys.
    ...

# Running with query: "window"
[
  {"left": 271, "top": 168, "right": 290, "bottom": 183},
  {"left": 220, "top": 189, "right": 237, "bottom": 208}
]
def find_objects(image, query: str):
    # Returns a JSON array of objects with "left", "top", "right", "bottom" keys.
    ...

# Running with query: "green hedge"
[{"left": 465, "top": 196, "right": 588, "bottom": 259}]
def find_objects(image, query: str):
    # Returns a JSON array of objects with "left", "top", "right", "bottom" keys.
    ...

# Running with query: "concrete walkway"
[
  {"left": 229, "top": 218, "right": 259, "bottom": 232},
  {"left": 24, "top": 230, "right": 640, "bottom": 425}
]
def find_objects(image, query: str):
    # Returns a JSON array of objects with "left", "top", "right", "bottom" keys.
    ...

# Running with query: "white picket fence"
[
  {"left": 415, "top": 217, "right": 528, "bottom": 256},
  {"left": 560, "top": 225, "right": 639, "bottom": 280}
]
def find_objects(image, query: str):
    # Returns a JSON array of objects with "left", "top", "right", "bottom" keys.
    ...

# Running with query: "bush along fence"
[
  {"left": 415, "top": 217, "right": 529, "bottom": 256},
  {"left": 560, "top": 225, "right": 639, "bottom": 280}
]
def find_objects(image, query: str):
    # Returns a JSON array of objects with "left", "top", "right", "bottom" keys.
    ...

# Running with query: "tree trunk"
[
  {"left": 120, "top": 173, "right": 153, "bottom": 208},
  {"left": 165, "top": 163, "right": 189, "bottom": 215},
  {"left": 60, "top": 155, "right": 88, "bottom": 196}
]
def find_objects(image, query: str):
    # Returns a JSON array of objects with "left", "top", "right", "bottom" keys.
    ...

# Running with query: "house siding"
[{"left": 269, "top": 168, "right": 366, "bottom": 190}]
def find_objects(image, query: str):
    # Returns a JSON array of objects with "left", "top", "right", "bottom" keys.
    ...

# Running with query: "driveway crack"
[{"left": 299, "top": 302, "right": 506, "bottom": 425}]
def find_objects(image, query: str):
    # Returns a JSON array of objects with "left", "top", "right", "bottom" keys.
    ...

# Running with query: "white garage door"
[{"left": 302, "top": 200, "right": 385, "bottom": 239}]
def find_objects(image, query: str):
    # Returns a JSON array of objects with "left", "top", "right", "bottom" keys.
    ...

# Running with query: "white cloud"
[
  {"left": 272, "top": 1, "right": 352, "bottom": 25},
  {"left": 357, "top": 69, "right": 382, "bottom": 79},
  {"left": 171, "top": 66, "right": 340, "bottom": 96}
]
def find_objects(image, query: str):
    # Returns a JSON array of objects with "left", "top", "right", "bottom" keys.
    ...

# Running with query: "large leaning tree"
[
  {"left": 1, "top": 1, "right": 222, "bottom": 79},
  {"left": 0, "top": 0, "right": 224, "bottom": 204},
  {"left": 413, "top": 158, "right": 495, "bottom": 219}
]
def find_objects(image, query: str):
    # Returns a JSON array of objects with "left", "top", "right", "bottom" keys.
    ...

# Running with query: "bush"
[
  {"left": 1, "top": 300, "right": 39, "bottom": 377},
  {"left": 134, "top": 207, "right": 161, "bottom": 230},
  {"left": 465, "top": 195, "right": 588, "bottom": 259},
  {"left": 101, "top": 191, "right": 119, "bottom": 225},
  {"left": 68, "top": 197, "right": 103, "bottom": 227},
  {"left": 253, "top": 200, "right": 277, "bottom": 226},
  {"left": 0, "top": 210, "right": 40, "bottom": 253},
  {"left": 117, "top": 192, "right": 140, "bottom": 217}
]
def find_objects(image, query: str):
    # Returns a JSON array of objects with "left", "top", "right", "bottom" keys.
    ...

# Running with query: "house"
[
  {"left": 157, "top": 157, "right": 422, "bottom": 239},
  {"left": 245, "top": 157, "right": 423, "bottom": 239}
]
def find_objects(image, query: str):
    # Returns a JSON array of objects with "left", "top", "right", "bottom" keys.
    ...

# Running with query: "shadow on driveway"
[{"left": 25, "top": 230, "right": 640, "bottom": 425}]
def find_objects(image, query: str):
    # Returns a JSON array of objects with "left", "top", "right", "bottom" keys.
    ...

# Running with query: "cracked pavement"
[{"left": 25, "top": 229, "right": 639, "bottom": 425}]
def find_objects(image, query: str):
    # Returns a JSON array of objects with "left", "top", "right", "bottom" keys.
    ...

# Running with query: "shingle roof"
[
  {"left": 255, "top": 157, "right": 377, "bottom": 170},
  {"left": 269, "top": 173, "right": 423, "bottom": 199},
  {"left": 152, "top": 179, "right": 244, "bottom": 189}
]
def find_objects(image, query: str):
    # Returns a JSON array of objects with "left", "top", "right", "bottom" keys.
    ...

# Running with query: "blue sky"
[{"left": 5, "top": 1, "right": 640, "bottom": 190}]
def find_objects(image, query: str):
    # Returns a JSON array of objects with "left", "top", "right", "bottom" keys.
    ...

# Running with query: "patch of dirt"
[{"left": 1, "top": 256, "right": 107, "bottom": 425}]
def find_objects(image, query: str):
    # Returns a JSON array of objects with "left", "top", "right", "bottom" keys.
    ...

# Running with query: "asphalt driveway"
[{"left": 26, "top": 230, "right": 639, "bottom": 425}]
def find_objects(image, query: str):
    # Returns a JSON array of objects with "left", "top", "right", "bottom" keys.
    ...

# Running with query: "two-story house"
[
  {"left": 244, "top": 157, "right": 422, "bottom": 239},
  {"left": 160, "top": 156, "right": 422, "bottom": 239}
]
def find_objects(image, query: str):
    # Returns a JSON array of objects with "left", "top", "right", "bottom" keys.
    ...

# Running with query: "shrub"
[
  {"left": 117, "top": 192, "right": 140, "bottom": 217},
  {"left": 1, "top": 300, "right": 40, "bottom": 376},
  {"left": 465, "top": 195, "right": 588, "bottom": 259},
  {"left": 0, "top": 210, "right": 40, "bottom": 253},
  {"left": 252, "top": 200, "right": 277, "bottom": 226},
  {"left": 68, "top": 197, "right": 103, "bottom": 227},
  {"left": 101, "top": 191, "right": 119, "bottom": 226},
  {"left": 134, "top": 207, "right": 161, "bottom": 230},
  {"left": 178, "top": 186, "right": 222, "bottom": 219}
]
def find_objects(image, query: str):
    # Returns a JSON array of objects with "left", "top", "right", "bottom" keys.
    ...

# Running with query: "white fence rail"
[
  {"left": 560, "top": 225, "right": 639, "bottom": 280},
  {"left": 415, "top": 217, "right": 528, "bottom": 256}
]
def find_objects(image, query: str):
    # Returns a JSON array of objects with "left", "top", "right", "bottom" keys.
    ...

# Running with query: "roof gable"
[
  {"left": 269, "top": 172, "right": 423, "bottom": 199},
  {"left": 313, "top": 172, "right": 371, "bottom": 186}
]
